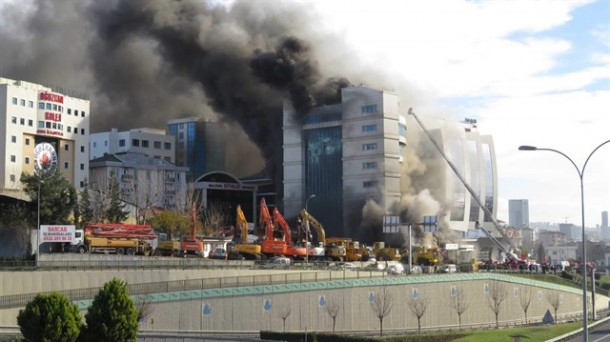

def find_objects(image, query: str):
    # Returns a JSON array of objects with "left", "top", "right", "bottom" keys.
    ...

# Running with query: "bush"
[{"left": 17, "top": 292, "right": 82, "bottom": 342}]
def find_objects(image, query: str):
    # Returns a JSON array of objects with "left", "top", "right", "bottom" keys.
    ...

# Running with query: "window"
[
  {"left": 46, "top": 122, "right": 51, "bottom": 128},
  {"left": 64, "top": 162, "right": 69, "bottom": 169},
  {"left": 46, "top": 103, "right": 52, "bottom": 110},
  {"left": 81, "top": 111, "right": 85, "bottom": 117},
  {"left": 80, "top": 181, "right": 84, "bottom": 188},
  {"left": 58, "top": 105, "right": 62, "bottom": 112},
  {"left": 10, "top": 155, "right": 16, "bottom": 162},
  {"left": 11, "top": 97, "right": 17, "bottom": 105},
  {"left": 65, "top": 144, "right": 69, "bottom": 151},
  {"left": 52, "top": 122, "right": 57, "bottom": 129},
  {"left": 11, "top": 136, "right": 16, "bottom": 143},
  {"left": 67, "top": 108, "right": 71, "bottom": 115},
  {"left": 142, "top": 140, "right": 149, "bottom": 148},
  {"left": 361, "top": 104, "right": 378, "bottom": 113},
  {"left": 38, "top": 121, "right": 44, "bottom": 128},
  {"left": 73, "top": 126, "right": 77, "bottom": 133},
  {"left": 363, "top": 162, "right": 377, "bottom": 170},
  {"left": 74, "top": 110, "right": 78, "bottom": 116},
  {"left": 20, "top": 118, "right": 25, "bottom": 125},
  {"left": 179, "top": 132, "right": 184, "bottom": 139},
  {"left": 164, "top": 156, "right": 171, "bottom": 162},
  {"left": 81, "top": 128, "right": 85, "bottom": 135},
  {"left": 104, "top": 141, "right": 108, "bottom": 146},
  {"left": 93, "top": 142, "right": 97, "bottom": 148},
  {"left": 67, "top": 126, "right": 71, "bottom": 133},
  {"left": 80, "top": 164, "right": 84, "bottom": 170},
  {"left": 28, "top": 101, "right": 33, "bottom": 108},
  {"left": 179, "top": 123, "right": 184, "bottom": 129},
  {"left": 25, "top": 138, "right": 30, "bottom": 145},
  {"left": 20, "top": 99, "right": 25, "bottom": 106},
  {"left": 164, "top": 142, "right": 171, "bottom": 150},
  {"left": 11, "top": 117, "right": 16, "bottom": 124},
  {"left": 362, "top": 124, "right": 377, "bottom": 133},
  {"left": 362, "top": 143, "right": 377, "bottom": 151},
  {"left": 53, "top": 104, "right": 57, "bottom": 111},
  {"left": 28, "top": 119, "right": 33, "bottom": 127},
  {"left": 132, "top": 139, "right": 140, "bottom": 147},
  {"left": 119, "top": 139, "right": 125, "bottom": 147},
  {"left": 25, "top": 157, "right": 30, "bottom": 164},
  {"left": 39, "top": 102, "right": 45, "bottom": 109},
  {"left": 363, "top": 181, "right": 378, "bottom": 188},
  {"left": 80, "top": 146, "right": 85, "bottom": 153},
  {"left": 154, "top": 141, "right": 161, "bottom": 149}
]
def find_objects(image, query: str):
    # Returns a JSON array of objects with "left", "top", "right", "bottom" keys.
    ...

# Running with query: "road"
[{"left": 559, "top": 317, "right": 610, "bottom": 342}]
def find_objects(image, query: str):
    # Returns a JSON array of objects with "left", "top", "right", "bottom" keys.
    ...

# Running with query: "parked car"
[
  {"left": 263, "top": 257, "right": 291, "bottom": 269},
  {"left": 332, "top": 262, "right": 356, "bottom": 271},
  {"left": 363, "top": 262, "right": 385, "bottom": 271},
  {"left": 409, "top": 265, "right": 423, "bottom": 274},
  {"left": 209, "top": 247, "right": 227, "bottom": 260},
  {"left": 386, "top": 263, "right": 405, "bottom": 275},
  {"left": 439, "top": 264, "right": 457, "bottom": 273}
]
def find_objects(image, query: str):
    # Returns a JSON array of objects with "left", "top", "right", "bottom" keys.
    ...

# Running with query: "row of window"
[
  {"left": 11, "top": 116, "right": 33, "bottom": 127},
  {"left": 11, "top": 97, "right": 34, "bottom": 108},
  {"left": 129, "top": 139, "right": 171, "bottom": 149},
  {"left": 11, "top": 116, "right": 85, "bottom": 135},
  {"left": 10, "top": 154, "right": 86, "bottom": 170},
  {"left": 361, "top": 104, "right": 378, "bottom": 113},
  {"left": 362, "top": 143, "right": 377, "bottom": 151},
  {"left": 8, "top": 173, "right": 87, "bottom": 189}
]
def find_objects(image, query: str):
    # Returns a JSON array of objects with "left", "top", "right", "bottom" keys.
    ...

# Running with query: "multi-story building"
[
  {"left": 508, "top": 199, "right": 530, "bottom": 228},
  {"left": 0, "top": 77, "right": 90, "bottom": 199},
  {"left": 559, "top": 223, "right": 579, "bottom": 241},
  {"left": 89, "top": 152, "right": 188, "bottom": 218},
  {"left": 283, "top": 85, "right": 498, "bottom": 240},
  {"left": 90, "top": 128, "right": 175, "bottom": 163},
  {"left": 167, "top": 118, "right": 227, "bottom": 181},
  {"left": 601, "top": 211, "right": 609, "bottom": 242},
  {"left": 545, "top": 245, "right": 577, "bottom": 265},
  {"left": 538, "top": 230, "right": 567, "bottom": 247}
]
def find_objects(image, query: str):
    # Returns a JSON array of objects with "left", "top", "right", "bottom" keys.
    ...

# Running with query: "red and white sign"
[
  {"left": 39, "top": 92, "right": 64, "bottom": 104},
  {"left": 40, "top": 225, "right": 75, "bottom": 242}
]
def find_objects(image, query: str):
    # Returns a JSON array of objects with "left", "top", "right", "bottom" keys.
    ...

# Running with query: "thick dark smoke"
[{"left": 0, "top": 0, "right": 359, "bottom": 179}]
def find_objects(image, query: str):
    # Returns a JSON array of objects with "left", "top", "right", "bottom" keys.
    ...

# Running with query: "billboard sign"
[{"left": 40, "top": 225, "right": 75, "bottom": 243}]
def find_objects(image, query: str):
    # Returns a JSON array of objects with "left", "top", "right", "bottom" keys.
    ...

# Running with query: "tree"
[
  {"left": 201, "top": 200, "right": 231, "bottom": 236},
  {"left": 323, "top": 296, "right": 341, "bottom": 333},
  {"left": 78, "top": 180, "right": 94, "bottom": 227},
  {"left": 17, "top": 292, "right": 82, "bottom": 342},
  {"left": 21, "top": 170, "right": 77, "bottom": 226},
  {"left": 449, "top": 286, "right": 468, "bottom": 329},
  {"left": 147, "top": 210, "right": 191, "bottom": 240},
  {"left": 370, "top": 287, "right": 393, "bottom": 337},
  {"left": 519, "top": 287, "right": 533, "bottom": 324},
  {"left": 407, "top": 293, "right": 430, "bottom": 333},
  {"left": 105, "top": 174, "right": 128, "bottom": 223},
  {"left": 486, "top": 281, "right": 507, "bottom": 328},
  {"left": 278, "top": 304, "right": 291, "bottom": 333},
  {"left": 546, "top": 292, "right": 562, "bottom": 323},
  {"left": 82, "top": 278, "right": 139, "bottom": 342},
  {"left": 134, "top": 295, "right": 155, "bottom": 325},
  {"left": 0, "top": 203, "right": 31, "bottom": 257}
]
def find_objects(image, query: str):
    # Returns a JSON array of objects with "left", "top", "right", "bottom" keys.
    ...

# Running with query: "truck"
[
  {"left": 227, "top": 205, "right": 262, "bottom": 260},
  {"left": 299, "top": 209, "right": 346, "bottom": 261},
  {"left": 154, "top": 204, "right": 204, "bottom": 257},
  {"left": 83, "top": 223, "right": 157, "bottom": 255},
  {"left": 36, "top": 225, "right": 87, "bottom": 254}
]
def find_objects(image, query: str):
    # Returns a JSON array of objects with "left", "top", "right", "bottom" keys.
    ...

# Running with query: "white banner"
[{"left": 40, "top": 225, "right": 75, "bottom": 242}]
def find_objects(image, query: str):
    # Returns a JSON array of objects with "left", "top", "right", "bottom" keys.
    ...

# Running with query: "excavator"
[
  {"left": 259, "top": 198, "right": 287, "bottom": 258},
  {"left": 227, "top": 205, "right": 262, "bottom": 260},
  {"left": 299, "top": 209, "right": 346, "bottom": 261},
  {"left": 155, "top": 203, "right": 204, "bottom": 257},
  {"left": 272, "top": 208, "right": 307, "bottom": 259}
]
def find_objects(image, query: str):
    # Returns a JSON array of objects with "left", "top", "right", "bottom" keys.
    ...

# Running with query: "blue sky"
[{"left": 313, "top": 0, "right": 609, "bottom": 226}]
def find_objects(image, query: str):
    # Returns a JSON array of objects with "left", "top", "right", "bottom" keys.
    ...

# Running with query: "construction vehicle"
[
  {"left": 272, "top": 208, "right": 307, "bottom": 259},
  {"left": 299, "top": 209, "right": 346, "bottom": 261},
  {"left": 409, "top": 108, "right": 524, "bottom": 267},
  {"left": 227, "top": 205, "right": 262, "bottom": 260},
  {"left": 259, "top": 198, "right": 287, "bottom": 258},
  {"left": 325, "top": 237, "right": 362, "bottom": 261},
  {"left": 414, "top": 246, "right": 443, "bottom": 266},
  {"left": 372, "top": 241, "right": 401, "bottom": 261},
  {"left": 83, "top": 223, "right": 157, "bottom": 255},
  {"left": 155, "top": 204, "right": 204, "bottom": 257}
]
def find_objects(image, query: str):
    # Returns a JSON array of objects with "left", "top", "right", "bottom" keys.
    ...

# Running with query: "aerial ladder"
[
  {"left": 228, "top": 205, "right": 262, "bottom": 260},
  {"left": 259, "top": 198, "right": 287, "bottom": 257},
  {"left": 408, "top": 108, "right": 521, "bottom": 265},
  {"left": 272, "top": 208, "right": 307, "bottom": 259}
]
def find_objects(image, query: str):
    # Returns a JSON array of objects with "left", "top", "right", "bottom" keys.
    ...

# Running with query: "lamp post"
[
  {"left": 36, "top": 179, "right": 42, "bottom": 268},
  {"left": 519, "top": 139, "right": 610, "bottom": 342},
  {"left": 305, "top": 194, "right": 316, "bottom": 266}
]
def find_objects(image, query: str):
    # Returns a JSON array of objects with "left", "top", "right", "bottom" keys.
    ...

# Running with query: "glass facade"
[
  {"left": 449, "top": 138, "right": 465, "bottom": 221},
  {"left": 468, "top": 140, "right": 480, "bottom": 222},
  {"left": 482, "top": 143, "right": 494, "bottom": 222},
  {"left": 305, "top": 127, "right": 343, "bottom": 234}
]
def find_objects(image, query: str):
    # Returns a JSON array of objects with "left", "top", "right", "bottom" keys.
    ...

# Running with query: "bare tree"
[
  {"left": 278, "top": 305, "right": 291, "bottom": 333},
  {"left": 449, "top": 286, "right": 468, "bottom": 329},
  {"left": 201, "top": 201, "right": 232, "bottom": 236},
  {"left": 134, "top": 295, "right": 155, "bottom": 324},
  {"left": 127, "top": 170, "right": 166, "bottom": 224},
  {"left": 546, "top": 292, "right": 562, "bottom": 323},
  {"left": 519, "top": 287, "right": 533, "bottom": 324},
  {"left": 486, "top": 281, "right": 507, "bottom": 328},
  {"left": 323, "top": 296, "right": 341, "bottom": 333},
  {"left": 407, "top": 293, "right": 430, "bottom": 333},
  {"left": 370, "top": 287, "right": 393, "bottom": 337}
]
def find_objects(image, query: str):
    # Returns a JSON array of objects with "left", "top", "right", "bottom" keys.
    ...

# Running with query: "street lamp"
[
  {"left": 305, "top": 194, "right": 316, "bottom": 266},
  {"left": 519, "top": 139, "right": 610, "bottom": 342},
  {"left": 36, "top": 179, "right": 43, "bottom": 268}
]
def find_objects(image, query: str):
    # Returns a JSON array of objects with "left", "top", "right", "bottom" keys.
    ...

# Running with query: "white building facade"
[
  {"left": 90, "top": 128, "right": 175, "bottom": 163},
  {"left": 0, "top": 77, "right": 90, "bottom": 199}
]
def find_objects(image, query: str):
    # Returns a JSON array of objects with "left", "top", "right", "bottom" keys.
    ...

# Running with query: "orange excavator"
[
  {"left": 259, "top": 198, "right": 287, "bottom": 258},
  {"left": 272, "top": 207, "right": 307, "bottom": 259},
  {"left": 156, "top": 203, "right": 204, "bottom": 257}
]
